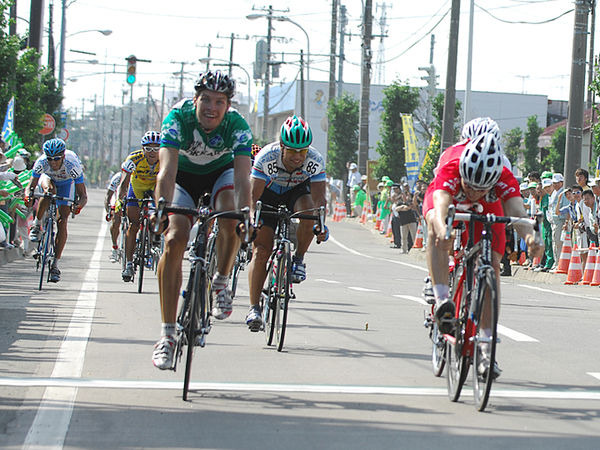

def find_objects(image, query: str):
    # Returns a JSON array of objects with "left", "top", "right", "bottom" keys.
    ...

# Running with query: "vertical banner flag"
[
  {"left": 401, "top": 114, "right": 419, "bottom": 187},
  {"left": 596, "top": 154, "right": 600, "bottom": 179},
  {"left": 1, "top": 96, "right": 15, "bottom": 143}
]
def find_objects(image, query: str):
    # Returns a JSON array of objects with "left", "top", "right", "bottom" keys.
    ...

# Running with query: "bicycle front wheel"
[
  {"left": 472, "top": 267, "right": 499, "bottom": 412},
  {"left": 137, "top": 222, "right": 147, "bottom": 293},
  {"left": 38, "top": 220, "right": 53, "bottom": 291},
  {"left": 264, "top": 257, "right": 276, "bottom": 346},
  {"left": 431, "top": 320, "right": 446, "bottom": 377},
  {"left": 274, "top": 245, "right": 292, "bottom": 352},
  {"left": 182, "top": 266, "right": 202, "bottom": 401},
  {"left": 446, "top": 280, "right": 469, "bottom": 402}
]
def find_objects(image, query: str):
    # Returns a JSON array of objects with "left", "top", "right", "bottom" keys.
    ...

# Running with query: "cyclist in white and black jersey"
[
  {"left": 245, "top": 115, "right": 329, "bottom": 330},
  {"left": 104, "top": 172, "right": 122, "bottom": 262}
]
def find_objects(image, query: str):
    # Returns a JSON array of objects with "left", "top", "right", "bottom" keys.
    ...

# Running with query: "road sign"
[
  {"left": 39, "top": 113, "right": 56, "bottom": 135},
  {"left": 57, "top": 128, "right": 70, "bottom": 141}
]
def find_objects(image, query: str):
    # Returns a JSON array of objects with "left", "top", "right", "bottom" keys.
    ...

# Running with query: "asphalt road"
[{"left": 1, "top": 188, "right": 600, "bottom": 449}]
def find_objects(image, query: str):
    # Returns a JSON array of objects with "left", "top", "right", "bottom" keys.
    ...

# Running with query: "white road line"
[
  {"left": 497, "top": 324, "right": 539, "bottom": 342},
  {"left": 23, "top": 220, "right": 107, "bottom": 450},
  {"left": 393, "top": 294, "right": 428, "bottom": 306},
  {"left": 348, "top": 286, "right": 380, "bottom": 292},
  {"left": 315, "top": 278, "right": 342, "bottom": 284},
  {"left": 3, "top": 377, "right": 600, "bottom": 400},
  {"left": 329, "top": 236, "right": 428, "bottom": 272},
  {"left": 517, "top": 284, "right": 600, "bottom": 300},
  {"left": 588, "top": 372, "right": 600, "bottom": 381}
]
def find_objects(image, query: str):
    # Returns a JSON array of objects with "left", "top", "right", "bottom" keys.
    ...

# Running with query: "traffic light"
[{"left": 126, "top": 55, "right": 137, "bottom": 84}]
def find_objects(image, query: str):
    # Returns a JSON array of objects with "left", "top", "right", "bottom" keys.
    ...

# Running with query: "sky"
[{"left": 18, "top": 0, "right": 583, "bottom": 115}]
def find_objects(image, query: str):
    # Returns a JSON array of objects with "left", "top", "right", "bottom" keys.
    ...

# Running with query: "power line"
[{"left": 475, "top": 4, "right": 573, "bottom": 24}]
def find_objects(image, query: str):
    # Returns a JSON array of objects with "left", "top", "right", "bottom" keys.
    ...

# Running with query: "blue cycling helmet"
[
  {"left": 280, "top": 115, "right": 312, "bottom": 149},
  {"left": 141, "top": 130, "right": 161, "bottom": 146},
  {"left": 43, "top": 138, "right": 66, "bottom": 157}
]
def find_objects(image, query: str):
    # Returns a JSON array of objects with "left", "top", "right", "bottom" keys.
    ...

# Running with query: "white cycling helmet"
[
  {"left": 461, "top": 117, "right": 501, "bottom": 141},
  {"left": 459, "top": 132, "right": 503, "bottom": 190}
]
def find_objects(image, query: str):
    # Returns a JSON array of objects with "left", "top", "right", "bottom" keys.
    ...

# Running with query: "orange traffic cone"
[
  {"left": 581, "top": 246, "right": 597, "bottom": 285},
  {"left": 590, "top": 248, "right": 600, "bottom": 286},
  {"left": 332, "top": 202, "right": 343, "bottom": 222},
  {"left": 518, "top": 252, "right": 527, "bottom": 265},
  {"left": 565, "top": 246, "right": 583, "bottom": 285},
  {"left": 555, "top": 231, "right": 572, "bottom": 274},
  {"left": 413, "top": 223, "right": 424, "bottom": 249},
  {"left": 360, "top": 199, "right": 371, "bottom": 224}
]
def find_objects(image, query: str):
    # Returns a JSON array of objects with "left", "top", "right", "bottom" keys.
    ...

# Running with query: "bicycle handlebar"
[
  {"left": 253, "top": 202, "right": 326, "bottom": 242},
  {"left": 33, "top": 192, "right": 74, "bottom": 204}
]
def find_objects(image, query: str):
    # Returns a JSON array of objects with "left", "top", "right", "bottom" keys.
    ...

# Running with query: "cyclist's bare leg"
[
  {"left": 125, "top": 204, "right": 141, "bottom": 261},
  {"left": 247, "top": 226, "right": 275, "bottom": 307},
  {"left": 425, "top": 209, "right": 450, "bottom": 289},
  {"left": 157, "top": 214, "right": 190, "bottom": 323},
  {"left": 54, "top": 205, "right": 71, "bottom": 259},
  {"left": 294, "top": 194, "right": 315, "bottom": 259},
  {"left": 35, "top": 177, "right": 55, "bottom": 220},
  {"left": 110, "top": 214, "right": 121, "bottom": 246},
  {"left": 480, "top": 250, "right": 502, "bottom": 330},
  {"left": 214, "top": 189, "right": 240, "bottom": 277}
]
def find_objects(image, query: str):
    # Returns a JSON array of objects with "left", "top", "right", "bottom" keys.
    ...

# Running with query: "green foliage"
[
  {"left": 326, "top": 92, "right": 359, "bottom": 180},
  {"left": 432, "top": 93, "right": 462, "bottom": 144},
  {"left": 502, "top": 127, "right": 522, "bottom": 168},
  {"left": 419, "top": 134, "right": 440, "bottom": 184},
  {"left": 590, "top": 61, "right": 600, "bottom": 171},
  {"left": 0, "top": 0, "right": 62, "bottom": 149},
  {"left": 373, "top": 80, "right": 420, "bottom": 181},
  {"left": 541, "top": 126, "right": 566, "bottom": 172},
  {"left": 522, "top": 115, "right": 542, "bottom": 175}
]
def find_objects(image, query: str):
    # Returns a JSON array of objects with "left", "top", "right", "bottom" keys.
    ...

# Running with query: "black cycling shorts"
[{"left": 258, "top": 180, "right": 311, "bottom": 230}]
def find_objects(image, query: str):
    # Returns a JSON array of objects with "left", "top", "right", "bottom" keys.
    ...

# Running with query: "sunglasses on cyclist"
[
  {"left": 47, "top": 155, "right": 63, "bottom": 161},
  {"left": 143, "top": 145, "right": 160, "bottom": 152},
  {"left": 283, "top": 146, "right": 309, "bottom": 154}
]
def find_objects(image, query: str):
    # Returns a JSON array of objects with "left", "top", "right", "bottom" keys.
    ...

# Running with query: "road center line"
[
  {"left": 348, "top": 286, "right": 380, "bottom": 292},
  {"left": 3, "top": 377, "right": 600, "bottom": 400},
  {"left": 23, "top": 220, "right": 107, "bottom": 450}
]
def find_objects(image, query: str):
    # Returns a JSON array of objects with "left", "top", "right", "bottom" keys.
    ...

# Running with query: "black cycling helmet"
[{"left": 194, "top": 70, "right": 235, "bottom": 99}]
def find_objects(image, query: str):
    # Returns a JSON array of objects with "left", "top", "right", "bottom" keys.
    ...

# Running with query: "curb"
[
  {"left": 0, "top": 246, "right": 24, "bottom": 266},
  {"left": 349, "top": 216, "right": 570, "bottom": 285}
]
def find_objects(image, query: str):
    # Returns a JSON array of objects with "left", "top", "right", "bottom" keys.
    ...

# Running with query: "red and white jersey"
[{"left": 430, "top": 142, "right": 521, "bottom": 205}]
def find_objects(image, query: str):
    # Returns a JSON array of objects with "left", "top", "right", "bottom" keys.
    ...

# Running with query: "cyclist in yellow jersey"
[{"left": 116, "top": 131, "right": 161, "bottom": 281}]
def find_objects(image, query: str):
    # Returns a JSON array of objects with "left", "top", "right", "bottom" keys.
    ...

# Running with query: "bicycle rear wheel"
[
  {"left": 472, "top": 267, "right": 499, "bottom": 412},
  {"left": 230, "top": 248, "right": 242, "bottom": 299},
  {"left": 446, "top": 280, "right": 469, "bottom": 402},
  {"left": 431, "top": 321, "right": 446, "bottom": 377},
  {"left": 137, "top": 221, "right": 147, "bottom": 293},
  {"left": 119, "top": 218, "right": 127, "bottom": 273},
  {"left": 274, "top": 245, "right": 292, "bottom": 352},
  {"left": 38, "top": 219, "right": 53, "bottom": 291}
]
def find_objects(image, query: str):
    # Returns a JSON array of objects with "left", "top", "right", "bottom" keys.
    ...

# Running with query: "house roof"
[{"left": 539, "top": 108, "right": 599, "bottom": 147}]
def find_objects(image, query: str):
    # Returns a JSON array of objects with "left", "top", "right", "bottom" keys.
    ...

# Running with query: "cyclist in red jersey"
[{"left": 423, "top": 131, "right": 543, "bottom": 345}]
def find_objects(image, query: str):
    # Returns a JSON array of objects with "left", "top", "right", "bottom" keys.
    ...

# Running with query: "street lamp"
[
  {"left": 246, "top": 14, "right": 310, "bottom": 81},
  {"left": 58, "top": 28, "right": 112, "bottom": 91},
  {"left": 198, "top": 57, "right": 252, "bottom": 108}
]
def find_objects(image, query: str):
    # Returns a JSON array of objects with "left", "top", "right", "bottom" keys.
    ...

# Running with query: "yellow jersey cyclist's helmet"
[
  {"left": 280, "top": 115, "right": 312, "bottom": 149},
  {"left": 141, "top": 130, "right": 161, "bottom": 146},
  {"left": 194, "top": 70, "right": 235, "bottom": 99},
  {"left": 459, "top": 132, "right": 503, "bottom": 190}
]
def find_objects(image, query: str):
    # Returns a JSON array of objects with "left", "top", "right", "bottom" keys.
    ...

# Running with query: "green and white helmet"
[{"left": 280, "top": 115, "right": 312, "bottom": 149}]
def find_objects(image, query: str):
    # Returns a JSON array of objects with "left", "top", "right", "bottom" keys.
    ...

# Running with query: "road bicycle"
[
  {"left": 231, "top": 242, "right": 252, "bottom": 298},
  {"left": 440, "top": 204, "right": 540, "bottom": 411},
  {"left": 254, "top": 201, "right": 325, "bottom": 352},
  {"left": 155, "top": 195, "right": 250, "bottom": 401},
  {"left": 32, "top": 193, "right": 73, "bottom": 290},
  {"left": 133, "top": 194, "right": 159, "bottom": 293}
]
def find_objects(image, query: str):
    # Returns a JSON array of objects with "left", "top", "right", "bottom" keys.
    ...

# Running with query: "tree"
[
  {"left": 373, "top": 80, "right": 420, "bottom": 181},
  {"left": 502, "top": 127, "right": 522, "bottom": 168},
  {"left": 419, "top": 134, "right": 439, "bottom": 184},
  {"left": 541, "top": 126, "right": 566, "bottom": 172},
  {"left": 326, "top": 92, "right": 359, "bottom": 180},
  {"left": 0, "top": 0, "right": 62, "bottom": 151},
  {"left": 522, "top": 115, "right": 542, "bottom": 175}
]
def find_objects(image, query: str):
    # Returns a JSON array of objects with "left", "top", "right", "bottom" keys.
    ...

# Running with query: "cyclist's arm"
[
  {"left": 74, "top": 182, "right": 88, "bottom": 209},
  {"left": 155, "top": 146, "right": 178, "bottom": 205},
  {"left": 117, "top": 170, "right": 132, "bottom": 203},
  {"left": 104, "top": 189, "right": 114, "bottom": 213},
  {"left": 502, "top": 196, "right": 544, "bottom": 257},
  {"left": 233, "top": 154, "right": 252, "bottom": 210},
  {"left": 310, "top": 180, "right": 327, "bottom": 211}
]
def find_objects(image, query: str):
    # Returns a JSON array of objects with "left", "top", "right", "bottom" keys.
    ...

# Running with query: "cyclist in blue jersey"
[
  {"left": 245, "top": 115, "right": 329, "bottom": 331},
  {"left": 25, "top": 138, "right": 88, "bottom": 282}
]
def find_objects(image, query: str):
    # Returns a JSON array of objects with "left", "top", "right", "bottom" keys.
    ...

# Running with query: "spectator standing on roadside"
[
  {"left": 548, "top": 173, "right": 566, "bottom": 271},
  {"left": 346, "top": 162, "right": 361, "bottom": 216},
  {"left": 537, "top": 176, "right": 554, "bottom": 271},
  {"left": 575, "top": 168, "right": 589, "bottom": 191},
  {"left": 352, "top": 184, "right": 367, "bottom": 218}
]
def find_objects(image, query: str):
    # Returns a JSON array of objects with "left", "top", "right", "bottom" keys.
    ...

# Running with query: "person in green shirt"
[
  {"left": 152, "top": 71, "right": 253, "bottom": 370},
  {"left": 352, "top": 184, "right": 367, "bottom": 217},
  {"left": 538, "top": 177, "right": 555, "bottom": 271}
]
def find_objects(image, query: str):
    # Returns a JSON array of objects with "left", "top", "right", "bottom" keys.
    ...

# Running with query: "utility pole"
[
  {"left": 440, "top": 0, "right": 460, "bottom": 152},
  {"left": 337, "top": 4, "right": 348, "bottom": 97},
  {"left": 463, "top": 0, "right": 474, "bottom": 124},
  {"left": 328, "top": 0, "right": 338, "bottom": 107},
  {"left": 9, "top": 2, "right": 16, "bottom": 36},
  {"left": 374, "top": 2, "right": 391, "bottom": 85},
  {"left": 419, "top": 34, "right": 437, "bottom": 131},
  {"left": 262, "top": 5, "right": 274, "bottom": 141},
  {"left": 28, "top": 0, "right": 44, "bottom": 55},
  {"left": 47, "top": 0, "right": 55, "bottom": 72},
  {"left": 357, "top": 0, "right": 373, "bottom": 175},
  {"left": 587, "top": 0, "right": 596, "bottom": 109},
  {"left": 300, "top": 50, "right": 305, "bottom": 118},
  {"left": 217, "top": 33, "right": 249, "bottom": 76},
  {"left": 565, "top": 0, "right": 592, "bottom": 186}
]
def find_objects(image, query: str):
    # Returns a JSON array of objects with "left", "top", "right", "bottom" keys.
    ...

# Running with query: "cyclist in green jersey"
[{"left": 152, "top": 71, "right": 253, "bottom": 370}]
